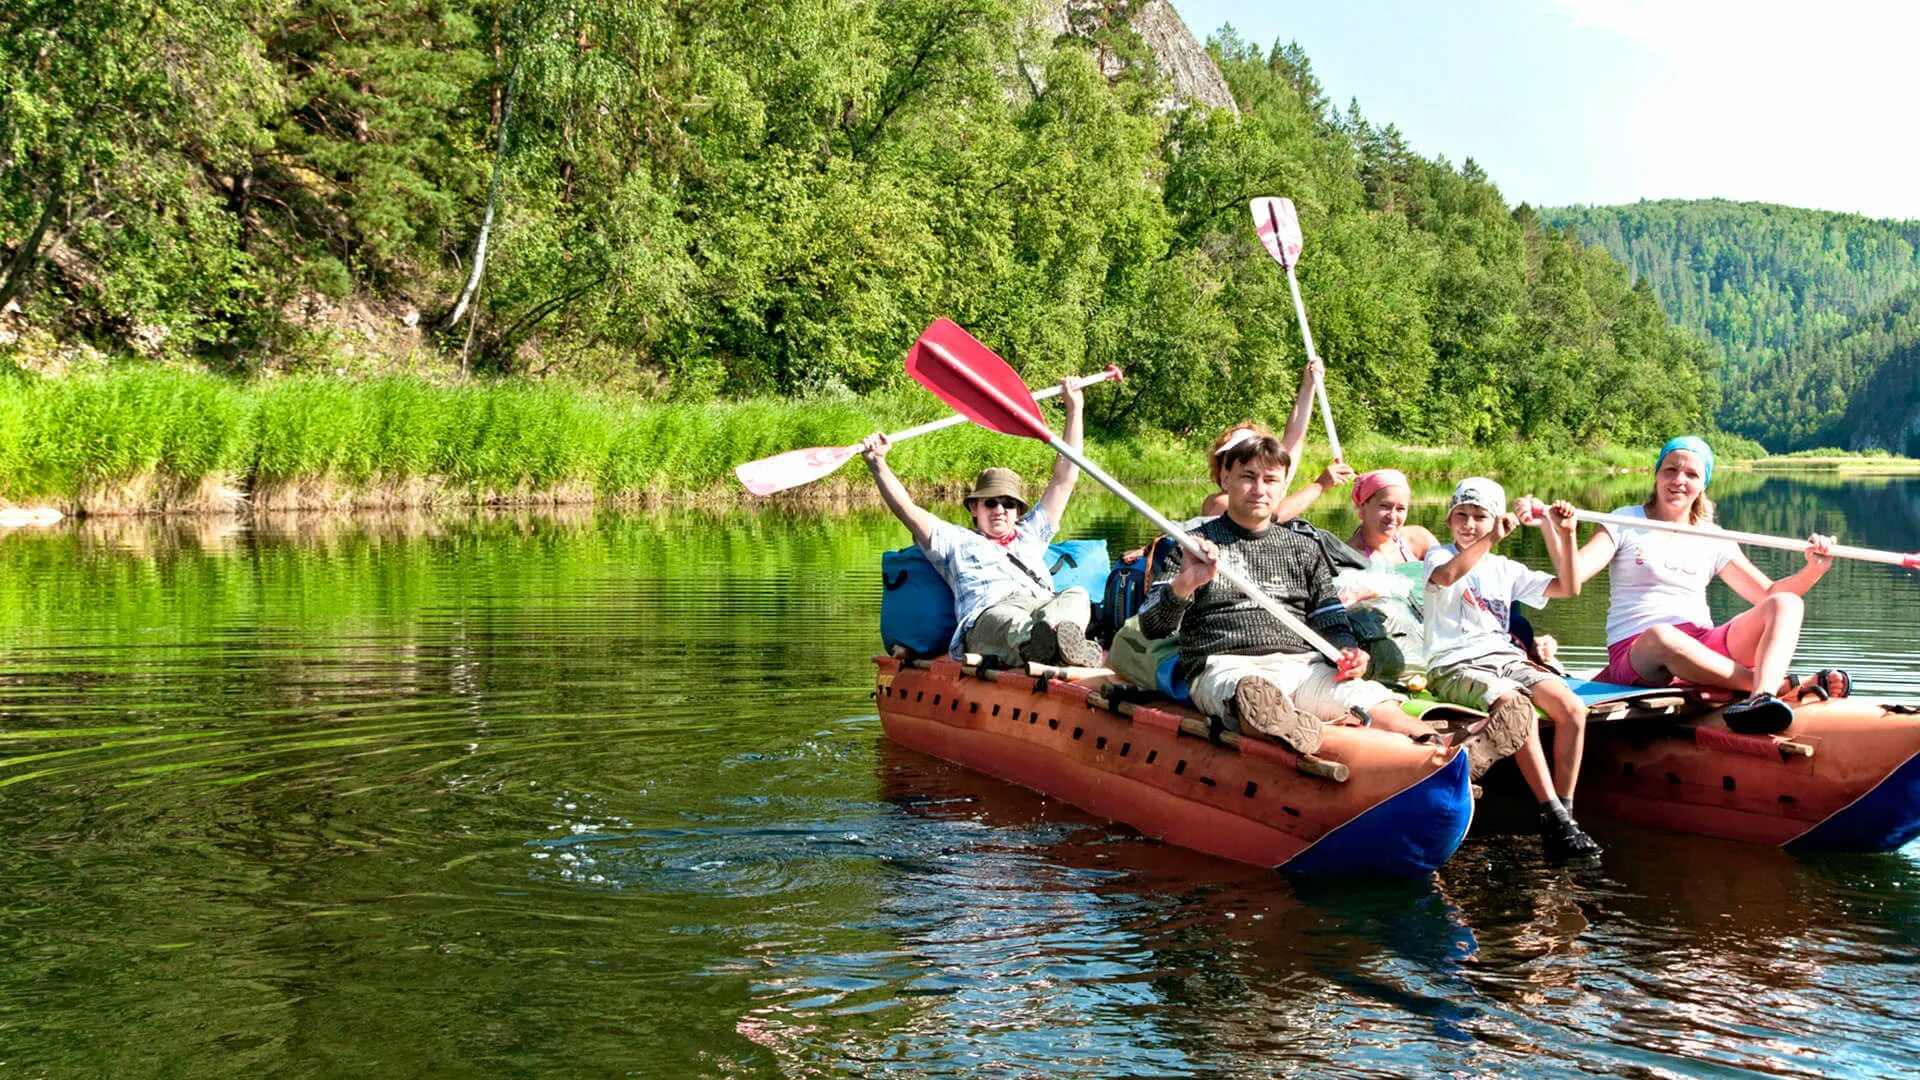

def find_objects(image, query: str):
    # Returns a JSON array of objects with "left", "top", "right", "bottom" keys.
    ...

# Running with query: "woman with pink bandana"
[
  {"left": 1345, "top": 469, "right": 1438, "bottom": 568},
  {"left": 1328, "top": 469, "right": 1441, "bottom": 676}
]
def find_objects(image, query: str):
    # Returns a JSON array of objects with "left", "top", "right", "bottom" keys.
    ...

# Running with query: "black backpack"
[{"left": 1095, "top": 536, "right": 1178, "bottom": 645}]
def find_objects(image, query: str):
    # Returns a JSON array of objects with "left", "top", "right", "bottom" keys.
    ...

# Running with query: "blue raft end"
[
  {"left": 1791, "top": 747, "right": 1920, "bottom": 853},
  {"left": 1283, "top": 749, "right": 1475, "bottom": 877}
]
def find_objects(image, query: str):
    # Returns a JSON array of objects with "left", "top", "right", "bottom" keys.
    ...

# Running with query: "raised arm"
[
  {"left": 1541, "top": 500, "right": 1581, "bottom": 599},
  {"left": 1426, "top": 513, "right": 1517, "bottom": 587},
  {"left": 1036, "top": 376, "right": 1084, "bottom": 527},
  {"left": 1272, "top": 459, "right": 1354, "bottom": 521},
  {"left": 1570, "top": 525, "right": 1619, "bottom": 586},
  {"left": 1278, "top": 356, "right": 1322, "bottom": 480},
  {"left": 862, "top": 433, "right": 942, "bottom": 548}
]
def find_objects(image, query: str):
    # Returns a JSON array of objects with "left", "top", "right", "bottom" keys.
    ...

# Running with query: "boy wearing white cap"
[{"left": 1424, "top": 477, "right": 1600, "bottom": 861}]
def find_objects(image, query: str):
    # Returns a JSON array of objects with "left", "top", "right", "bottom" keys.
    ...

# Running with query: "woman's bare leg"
[
  {"left": 1629, "top": 623, "right": 1751, "bottom": 689},
  {"left": 1719, "top": 594, "right": 1805, "bottom": 694}
]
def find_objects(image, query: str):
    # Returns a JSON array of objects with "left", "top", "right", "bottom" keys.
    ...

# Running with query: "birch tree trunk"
[{"left": 441, "top": 63, "right": 519, "bottom": 330}]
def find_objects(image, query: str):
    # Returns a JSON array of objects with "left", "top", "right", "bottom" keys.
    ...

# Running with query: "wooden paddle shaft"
[
  {"left": 885, "top": 366, "right": 1119, "bottom": 444},
  {"left": 1046, "top": 436, "right": 1345, "bottom": 662},
  {"left": 1280, "top": 262, "right": 1342, "bottom": 462},
  {"left": 1575, "top": 509, "right": 1920, "bottom": 569}
]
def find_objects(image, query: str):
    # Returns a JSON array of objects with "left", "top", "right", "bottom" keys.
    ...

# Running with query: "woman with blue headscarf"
[{"left": 1569, "top": 436, "right": 1841, "bottom": 733}]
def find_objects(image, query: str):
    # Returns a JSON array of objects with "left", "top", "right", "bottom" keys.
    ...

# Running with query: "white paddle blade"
[
  {"left": 734, "top": 443, "right": 859, "bottom": 497},
  {"left": 1250, "top": 197, "right": 1303, "bottom": 267}
]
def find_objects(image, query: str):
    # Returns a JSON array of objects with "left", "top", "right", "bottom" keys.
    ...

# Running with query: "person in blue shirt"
[{"left": 860, "top": 378, "right": 1099, "bottom": 667}]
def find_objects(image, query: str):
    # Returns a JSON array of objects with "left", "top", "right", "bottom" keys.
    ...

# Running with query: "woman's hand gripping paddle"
[
  {"left": 734, "top": 364, "right": 1122, "bottom": 496},
  {"left": 1517, "top": 501, "right": 1920, "bottom": 571},
  {"left": 906, "top": 317, "right": 1346, "bottom": 664},
  {"left": 1251, "top": 197, "right": 1343, "bottom": 463}
]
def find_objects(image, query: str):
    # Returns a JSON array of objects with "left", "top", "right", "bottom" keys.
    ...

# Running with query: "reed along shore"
[{"left": 0, "top": 366, "right": 1772, "bottom": 516}]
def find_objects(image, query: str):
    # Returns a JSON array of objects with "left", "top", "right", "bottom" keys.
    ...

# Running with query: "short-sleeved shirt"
[
  {"left": 919, "top": 507, "right": 1058, "bottom": 658},
  {"left": 1596, "top": 505, "right": 1737, "bottom": 645},
  {"left": 1421, "top": 543, "right": 1554, "bottom": 669}
]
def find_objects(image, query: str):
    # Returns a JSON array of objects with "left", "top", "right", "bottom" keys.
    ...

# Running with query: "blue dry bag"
[
  {"left": 880, "top": 546, "right": 959, "bottom": 658},
  {"left": 879, "top": 539, "right": 1111, "bottom": 658},
  {"left": 1045, "top": 539, "right": 1110, "bottom": 597}
]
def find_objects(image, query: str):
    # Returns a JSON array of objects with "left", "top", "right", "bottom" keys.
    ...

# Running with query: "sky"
[{"left": 1172, "top": 0, "right": 1920, "bottom": 220}]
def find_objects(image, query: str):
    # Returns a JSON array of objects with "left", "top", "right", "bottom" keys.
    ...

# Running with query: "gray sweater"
[{"left": 1139, "top": 516, "right": 1358, "bottom": 682}]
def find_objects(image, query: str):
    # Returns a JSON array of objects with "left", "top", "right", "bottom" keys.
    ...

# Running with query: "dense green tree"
[
  {"left": 0, "top": 0, "right": 278, "bottom": 349},
  {"left": 1, "top": 3, "right": 1721, "bottom": 453},
  {"left": 1724, "top": 285, "right": 1920, "bottom": 451}
]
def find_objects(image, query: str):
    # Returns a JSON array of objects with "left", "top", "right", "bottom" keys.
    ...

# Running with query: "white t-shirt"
[
  {"left": 1421, "top": 544, "right": 1554, "bottom": 668},
  {"left": 1598, "top": 505, "right": 1738, "bottom": 644}
]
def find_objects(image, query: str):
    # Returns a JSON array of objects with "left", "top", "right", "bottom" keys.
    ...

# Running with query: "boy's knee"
[
  {"left": 1491, "top": 691, "right": 1528, "bottom": 713},
  {"left": 1759, "top": 592, "right": 1803, "bottom": 618},
  {"left": 1466, "top": 692, "right": 1537, "bottom": 778}
]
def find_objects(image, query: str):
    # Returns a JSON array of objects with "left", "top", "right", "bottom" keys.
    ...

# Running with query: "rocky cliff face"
[{"left": 1032, "top": 1, "right": 1238, "bottom": 116}]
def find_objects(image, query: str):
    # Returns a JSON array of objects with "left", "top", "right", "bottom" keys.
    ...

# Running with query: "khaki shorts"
[
  {"left": 963, "top": 588, "right": 1092, "bottom": 667},
  {"left": 1190, "top": 651, "right": 1403, "bottom": 722},
  {"left": 1427, "top": 651, "right": 1560, "bottom": 710}
]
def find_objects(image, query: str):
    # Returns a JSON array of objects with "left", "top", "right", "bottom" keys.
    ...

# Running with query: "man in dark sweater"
[{"left": 1139, "top": 434, "right": 1433, "bottom": 754}]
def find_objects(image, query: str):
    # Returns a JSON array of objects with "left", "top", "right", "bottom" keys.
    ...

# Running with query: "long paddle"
[
  {"left": 1560, "top": 506, "right": 1920, "bottom": 570},
  {"left": 1251, "top": 196, "right": 1343, "bottom": 462},
  {"left": 734, "top": 365, "right": 1122, "bottom": 496},
  {"left": 906, "top": 318, "right": 1345, "bottom": 663}
]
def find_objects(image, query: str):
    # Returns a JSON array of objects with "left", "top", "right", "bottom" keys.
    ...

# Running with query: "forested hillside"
[
  {"left": 0, "top": 0, "right": 1711, "bottom": 450},
  {"left": 1542, "top": 200, "right": 1920, "bottom": 380},
  {"left": 1831, "top": 307, "right": 1920, "bottom": 455},
  {"left": 1542, "top": 199, "right": 1920, "bottom": 449},
  {"left": 1721, "top": 286, "right": 1920, "bottom": 452}
]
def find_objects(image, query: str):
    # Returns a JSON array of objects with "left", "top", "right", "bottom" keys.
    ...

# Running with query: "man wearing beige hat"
[{"left": 860, "top": 377, "right": 1100, "bottom": 667}]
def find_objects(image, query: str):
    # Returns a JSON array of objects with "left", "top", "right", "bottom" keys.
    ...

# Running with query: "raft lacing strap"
[
  {"left": 972, "top": 654, "right": 1019, "bottom": 675},
  {"left": 1099, "top": 683, "right": 1164, "bottom": 708},
  {"left": 1205, "top": 713, "right": 1237, "bottom": 745}
]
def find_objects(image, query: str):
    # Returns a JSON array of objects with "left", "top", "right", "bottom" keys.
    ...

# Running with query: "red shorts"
[{"left": 1603, "top": 621, "right": 1733, "bottom": 687}]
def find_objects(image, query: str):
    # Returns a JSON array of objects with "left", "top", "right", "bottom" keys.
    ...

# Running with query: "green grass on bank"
[{"left": 0, "top": 365, "right": 1854, "bottom": 513}]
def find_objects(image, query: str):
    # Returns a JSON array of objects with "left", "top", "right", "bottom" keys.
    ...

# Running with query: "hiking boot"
[
  {"left": 1724, "top": 692, "right": 1793, "bottom": 735},
  {"left": 1024, "top": 619, "right": 1103, "bottom": 667},
  {"left": 1232, "top": 677, "right": 1322, "bottom": 756},
  {"left": 1464, "top": 694, "right": 1536, "bottom": 780},
  {"left": 1540, "top": 809, "right": 1603, "bottom": 863},
  {"left": 1051, "top": 622, "right": 1104, "bottom": 667}
]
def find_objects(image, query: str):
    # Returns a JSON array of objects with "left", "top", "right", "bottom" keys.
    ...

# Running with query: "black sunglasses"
[{"left": 974, "top": 497, "right": 1023, "bottom": 511}]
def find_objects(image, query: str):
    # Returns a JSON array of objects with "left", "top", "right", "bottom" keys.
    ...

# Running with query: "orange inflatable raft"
[
  {"left": 875, "top": 656, "right": 1475, "bottom": 876},
  {"left": 1538, "top": 686, "right": 1920, "bottom": 851}
]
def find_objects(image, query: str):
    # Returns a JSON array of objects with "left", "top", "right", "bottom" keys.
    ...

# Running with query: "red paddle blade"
[
  {"left": 734, "top": 443, "right": 858, "bottom": 496},
  {"left": 905, "top": 319, "right": 1052, "bottom": 442},
  {"left": 1250, "top": 196, "right": 1303, "bottom": 267}
]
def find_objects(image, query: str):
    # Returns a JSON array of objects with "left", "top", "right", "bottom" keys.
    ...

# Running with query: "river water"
[{"left": 1, "top": 473, "right": 1917, "bottom": 1077}]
